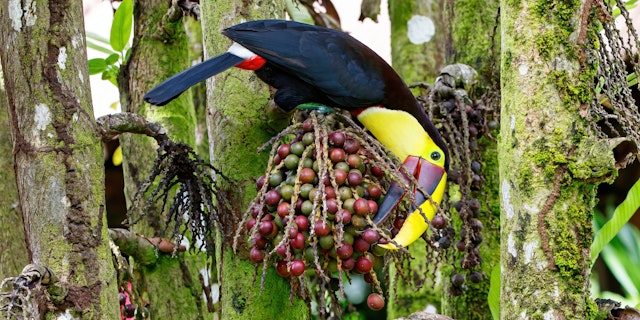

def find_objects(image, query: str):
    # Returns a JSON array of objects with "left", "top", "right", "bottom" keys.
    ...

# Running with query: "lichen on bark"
[
  {"left": 499, "top": 0, "right": 606, "bottom": 318},
  {"left": 201, "top": 1, "right": 307, "bottom": 319}
]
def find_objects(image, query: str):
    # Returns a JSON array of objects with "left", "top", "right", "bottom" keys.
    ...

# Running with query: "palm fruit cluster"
[
  {"left": 428, "top": 64, "right": 494, "bottom": 296},
  {"left": 235, "top": 111, "right": 413, "bottom": 314}
]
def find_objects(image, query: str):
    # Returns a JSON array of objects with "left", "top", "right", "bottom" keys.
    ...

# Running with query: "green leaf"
[
  {"left": 88, "top": 58, "right": 107, "bottom": 75},
  {"left": 110, "top": 0, "right": 133, "bottom": 52},
  {"left": 488, "top": 265, "right": 500, "bottom": 320},
  {"left": 601, "top": 244, "right": 640, "bottom": 296},
  {"left": 591, "top": 178, "right": 640, "bottom": 266},
  {"left": 105, "top": 53, "right": 120, "bottom": 65},
  {"left": 102, "top": 65, "right": 120, "bottom": 86},
  {"left": 86, "top": 39, "right": 117, "bottom": 56},
  {"left": 285, "top": 0, "right": 314, "bottom": 25},
  {"left": 86, "top": 31, "right": 111, "bottom": 45}
]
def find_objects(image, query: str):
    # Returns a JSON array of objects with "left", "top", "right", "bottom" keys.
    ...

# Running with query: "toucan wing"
[{"left": 222, "top": 20, "right": 388, "bottom": 109}]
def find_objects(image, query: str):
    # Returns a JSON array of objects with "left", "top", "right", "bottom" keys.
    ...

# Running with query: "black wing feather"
[
  {"left": 144, "top": 52, "right": 244, "bottom": 106},
  {"left": 223, "top": 20, "right": 387, "bottom": 108}
]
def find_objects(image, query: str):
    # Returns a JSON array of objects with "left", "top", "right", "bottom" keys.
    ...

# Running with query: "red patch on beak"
[{"left": 235, "top": 55, "right": 267, "bottom": 70}]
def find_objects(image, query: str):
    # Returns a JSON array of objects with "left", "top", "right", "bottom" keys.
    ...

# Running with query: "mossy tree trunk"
[
  {"left": 0, "top": 63, "right": 28, "bottom": 280},
  {"left": 118, "top": 0, "right": 207, "bottom": 318},
  {"left": 388, "top": 0, "right": 500, "bottom": 319},
  {"left": 200, "top": 0, "right": 308, "bottom": 318},
  {"left": 499, "top": 0, "right": 606, "bottom": 318},
  {"left": 0, "top": 1, "right": 118, "bottom": 318}
]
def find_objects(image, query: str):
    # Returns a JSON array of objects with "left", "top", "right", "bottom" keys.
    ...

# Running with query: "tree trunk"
[
  {"left": 118, "top": 0, "right": 207, "bottom": 318},
  {"left": 499, "top": 1, "right": 606, "bottom": 318},
  {"left": 0, "top": 62, "right": 28, "bottom": 280},
  {"left": 200, "top": 1, "right": 308, "bottom": 318},
  {"left": 0, "top": 1, "right": 118, "bottom": 318},
  {"left": 389, "top": 0, "right": 448, "bottom": 85}
]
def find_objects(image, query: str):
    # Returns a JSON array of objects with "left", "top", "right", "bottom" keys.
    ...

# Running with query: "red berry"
[
  {"left": 277, "top": 202, "right": 290, "bottom": 218},
  {"left": 333, "top": 169, "right": 347, "bottom": 185},
  {"left": 256, "top": 175, "right": 266, "bottom": 191},
  {"left": 324, "top": 186, "right": 336, "bottom": 199},
  {"left": 277, "top": 144, "right": 291, "bottom": 159},
  {"left": 264, "top": 190, "right": 281, "bottom": 207},
  {"left": 302, "top": 119, "right": 313, "bottom": 132},
  {"left": 347, "top": 171, "right": 363, "bottom": 186},
  {"left": 370, "top": 166, "right": 384, "bottom": 177},
  {"left": 246, "top": 218, "right": 257, "bottom": 231},
  {"left": 290, "top": 260, "right": 306, "bottom": 276},
  {"left": 276, "top": 260, "right": 290, "bottom": 277},
  {"left": 276, "top": 244, "right": 288, "bottom": 257},
  {"left": 368, "top": 200, "right": 378, "bottom": 215},
  {"left": 355, "top": 256, "right": 373, "bottom": 273},
  {"left": 123, "top": 304, "right": 136, "bottom": 317},
  {"left": 295, "top": 198, "right": 304, "bottom": 213},
  {"left": 314, "top": 221, "right": 330, "bottom": 237},
  {"left": 353, "top": 237, "right": 370, "bottom": 252},
  {"left": 252, "top": 234, "right": 267, "bottom": 249},
  {"left": 258, "top": 220, "right": 274, "bottom": 236},
  {"left": 353, "top": 198, "right": 370, "bottom": 216},
  {"left": 295, "top": 215, "right": 309, "bottom": 231},
  {"left": 343, "top": 139, "right": 360, "bottom": 154},
  {"left": 330, "top": 148, "right": 346, "bottom": 163},
  {"left": 431, "top": 215, "right": 446, "bottom": 229},
  {"left": 299, "top": 168, "right": 316, "bottom": 184},
  {"left": 291, "top": 233, "right": 306, "bottom": 250},
  {"left": 347, "top": 154, "right": 362, "bottom": 169},
  {"left": 336, "top": 242, "right": 354, "bottom": 259},
  {"left": 337, "top": 210, "right": 351, "bottom": 224},
  {"left": 329, "top": 132, "right": 346, "bottom": 147},
  {"left": 249, "top": 247, "right": 264, "bottom": 263},
  {"left": 341, "top": 257, "right": 355, "bottom": 270},
  {"left": 367, "top": 293, "right": 385, "bottom": 311},
  {"left": 288, "top": 227, "right": 299, "bottom": 239},
  {"left": 326, "top": 198, "right": 339, "bottom": 214},
  {"left": 367, "top": 184, "right": 382, "bottom": 199},
  {"left": 362, "top": 229, "right": 380, "bottom": 244}
]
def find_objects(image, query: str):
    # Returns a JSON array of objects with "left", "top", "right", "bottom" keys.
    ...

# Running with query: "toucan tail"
[{"left": 143, "top": 52, "right": 245, "bottom": 106}]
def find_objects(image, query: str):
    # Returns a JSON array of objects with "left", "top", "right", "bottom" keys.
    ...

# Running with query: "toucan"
[{"left": 144, "top": 20, "right": 449, "bottom": 250}]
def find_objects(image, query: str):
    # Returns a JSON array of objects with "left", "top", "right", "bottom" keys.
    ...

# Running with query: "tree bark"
[
  {"left": 388, "top": 1, "right": 500, "bottom": 319},
  {"left": 389, "top": 0, "right": 448, "bottom": 85},
  {"left": 499, "top": 0, "right": 606, "bottom": 318},
  {"left": 200, "top": 1, "right": 308, "bottom": 318},
  {"left": 0, "top": 1, "right": 118, "bottom": 318},
  {"left": 118, "top": 0, "right": 208, "bottom": 318},
  {"left": 0, "top": 62, "right": 28, "bottom": 280}
]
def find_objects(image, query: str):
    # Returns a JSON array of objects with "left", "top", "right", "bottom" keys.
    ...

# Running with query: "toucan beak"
[{"left": 373, "top": 156, "right": 447, "bottom": 250}]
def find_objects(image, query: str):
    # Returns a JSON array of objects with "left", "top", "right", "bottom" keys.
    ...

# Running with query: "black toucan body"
[{"left": 144, "top": 20, "right": 449, "bottom": 249}]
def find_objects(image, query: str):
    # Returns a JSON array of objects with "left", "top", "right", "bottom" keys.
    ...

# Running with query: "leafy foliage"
[
  {"left": 86, "top": 0, "right": 133, "bottom": 86},
  {"left": 591, "top": 178, "right": 640, "bottom": 266},
  {"left": 590, "top": 178, "right": 640, "bottom": 308}
]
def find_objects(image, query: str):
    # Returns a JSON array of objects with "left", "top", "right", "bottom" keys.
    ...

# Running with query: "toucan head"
[{"left": 353, "top": 106, "right": 448, "bottom": 249}]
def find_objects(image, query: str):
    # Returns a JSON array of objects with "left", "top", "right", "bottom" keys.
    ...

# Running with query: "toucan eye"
[{"left": 430, "top": 152, "right": 441, "bottom": 161}]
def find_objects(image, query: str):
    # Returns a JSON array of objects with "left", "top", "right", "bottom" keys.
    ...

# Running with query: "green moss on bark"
[
  {"left": 499, "top": 0, "right": 605, "bottom": 318},
  {"left": 201, "top": 1, "right": 307, "bottom": 319}
]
